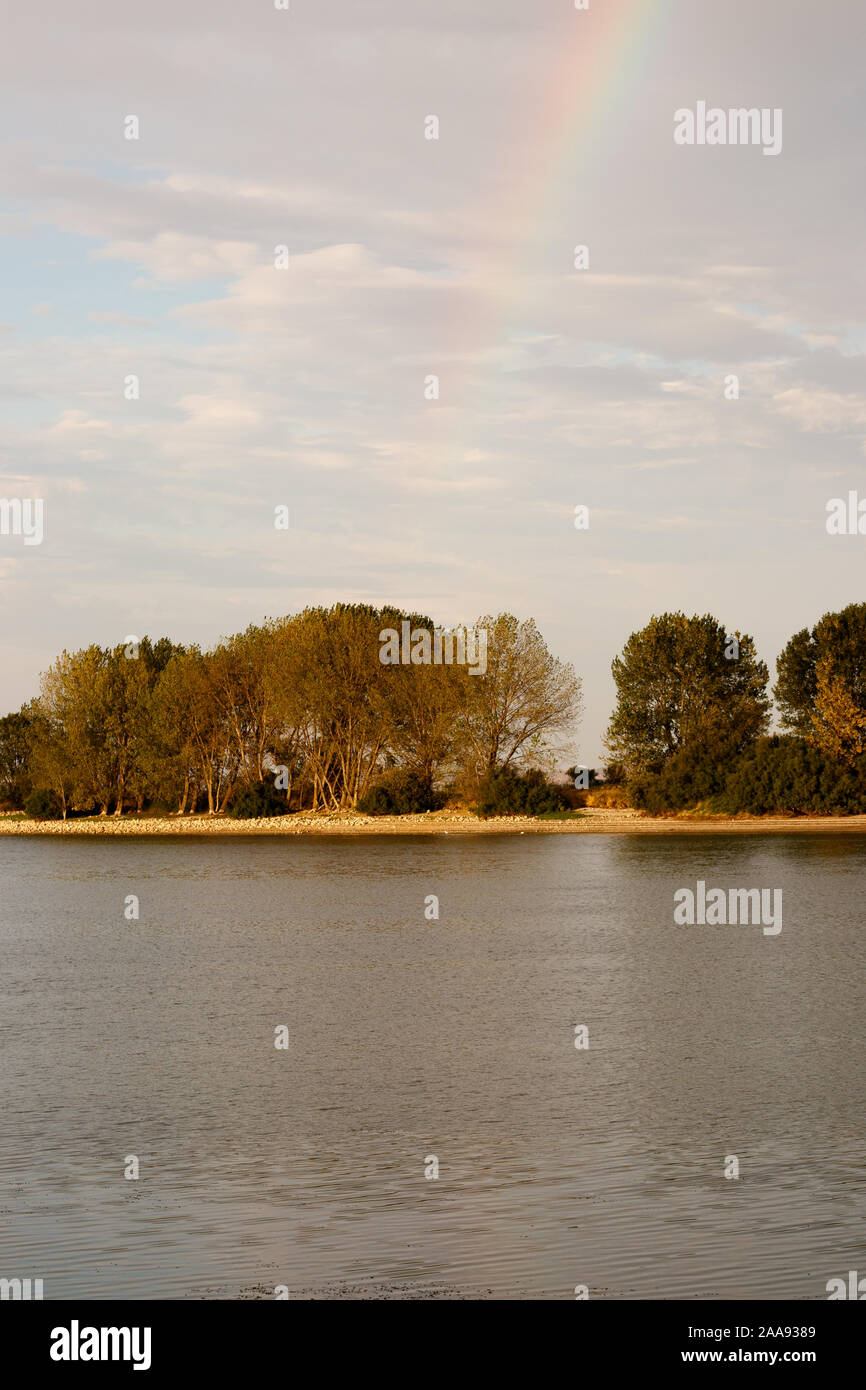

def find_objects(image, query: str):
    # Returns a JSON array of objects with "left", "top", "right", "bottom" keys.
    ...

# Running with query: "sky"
[{"left": 1, "top": 0, "right": 864, "bottom": 766}]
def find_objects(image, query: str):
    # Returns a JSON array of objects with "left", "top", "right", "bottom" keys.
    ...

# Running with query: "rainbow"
[{"left": 448, "top": 0, "right": 676, "bottom": 438}]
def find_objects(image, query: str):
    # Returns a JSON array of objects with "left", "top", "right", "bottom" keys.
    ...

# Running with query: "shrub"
[
  {"left": 357, "top": 783, "right": 393, "bottom": 816},
  {"left": 357, "top": 770, "right": 445, "bottom": 816},
  {"left": 24, "top": 787, "right": 63, "bottom": 820},
  {"left": 474, "top": 767, "right": 569, "bottom": 817},
  {"left": 229, "top": 780, "right": 288, "bottom": 819},
  {"left": 718, "top": 737, "right": 866, "bottom": 815},
  {"left": 586, "top": 783, "right": 631, "bottom": 809},
  {"left": 630, "top": 734, "right": 866, "bottom": 815},
  {"left": 628, "top": 732, "right": 747, "bottom": 813},
  {"left": 630, "top": 750, "right": 726, "bottom": 813}
]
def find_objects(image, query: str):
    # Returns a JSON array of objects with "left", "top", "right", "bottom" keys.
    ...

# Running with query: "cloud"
[
  {"left": 87, "top": 311, "right": 154, "bottom": 326},
  {"left": 0, "top": 0, "right": 864, "bottom": 762},
  {"left": 96, "top": 231, "right": 260, "bottom": 283},
  {"left": 771, "top": 388, "right": 866, "bottom": 440}
]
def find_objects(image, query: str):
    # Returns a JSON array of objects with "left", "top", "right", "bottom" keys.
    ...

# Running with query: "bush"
[
  {"left": 585, "top": 783, "right": 631, "bottom": 809},
  {"left": 24, "top": 787, "right": 63, "bottom": 820},
  {"left": 474, "top": 767, "right": 569, "bottom": 817},
  {"left": 357, "top": 770, "right": 445, "bottom": 816},
  {"left": 229, "top": 780, "right": 289, "bottom": 819},
  {"left": 603, "top": 761, "right": 628, "bottom": 785},
  {"left": 628, "top": 734, "right": 746, "bottom": 813},
  {"left": 628, "top": 735, "right": 866, "bottom": 816},
  {"left": 0, "top": 780, "right": 30, "bottom": 811},
  {"left": 718, "top": 737, "right": 866, "bottom": 815}
]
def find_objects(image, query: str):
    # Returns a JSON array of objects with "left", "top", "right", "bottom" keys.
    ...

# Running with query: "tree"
[
  {"left": 384, "top": 634, "right": 463, "bottom": 787},
  {"left": 460, "top": 614, "right": 581, "bottom": 778},
  {"left": 606, "top": 613, "right": 770, "bottom": 777},
  {"left": 282, "top": 604, "right": 421, "bottom": 810},
  {"left": 32, "top": 638, "right": 182, "bottom": 815},
  {"left": 103, "top": 644, "right": 154, "bottom": 815},
  {"left": 155, "top": 649, "right": 235, "bottom": 814},
  {"left": 23, "top": 699, "right": 76, "bottom": 818},
  {"left": 808, "top": 657, "right": 866, "bottom": 766},
  {"left": 148, "top": 656, "right": 199, "bottom": 813},
  {"left": 7, "top": 605, "right": 585, "bottom": 815},
  {"left": 210, "top": 624, "right": 284, "bottom": 786},
  {"left": 775, "top": 603, "right": 866, "bottom": 740},
  {"left": 123, "top": 638, "right": 185, "bottom": 811},
  {"left": 0, "top": 708, "right": 33, "bottom": 807},
  {"left": 38, "top": 646, "right": 115, "bottom": 812}
]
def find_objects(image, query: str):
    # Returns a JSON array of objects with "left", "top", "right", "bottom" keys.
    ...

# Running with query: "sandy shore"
[{"left": 2, "top": 808, "right": 866, "bottom": 836}]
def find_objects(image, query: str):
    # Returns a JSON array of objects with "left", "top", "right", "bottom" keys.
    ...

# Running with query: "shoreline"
[{"left": 3, "top": 808, "right": 866, "bottom": 836}]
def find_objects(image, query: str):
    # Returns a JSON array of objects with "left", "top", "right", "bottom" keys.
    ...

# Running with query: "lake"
[{"left": 1, "top": 832, "right": 864, "bottom": 1299}]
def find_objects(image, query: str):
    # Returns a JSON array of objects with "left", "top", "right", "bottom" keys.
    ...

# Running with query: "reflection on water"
[{"left": 1, "top": 833, "right": 864, "bottom": 1299}]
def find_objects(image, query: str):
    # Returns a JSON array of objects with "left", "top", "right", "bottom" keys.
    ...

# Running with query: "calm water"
[{"left": 1, "top": 832, "right": 864, "bottom": 1300}]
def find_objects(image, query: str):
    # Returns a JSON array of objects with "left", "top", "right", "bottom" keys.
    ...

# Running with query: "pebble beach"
[{"left": 3, "top": 808, "right": 866, "bottom": 835}]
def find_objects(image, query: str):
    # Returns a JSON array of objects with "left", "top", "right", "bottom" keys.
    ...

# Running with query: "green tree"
[
  {"left": 155, "top": 649, "right": 235, "bottom": 814},
  {"left": 775, "top": 603, "right": 866, "bottom": 740},
  {"left": 384, "top": 633, "right": 463, "bottom": 788},
  {"left": 210, "top": 623, "right": 284, "bottom": 786},
  {"left": 0, "top": 708, "right": 33, "bottom": 807},
  {"left": 38, "top": 646, "right": 115, "bottom": 812},
  {"left": 24, "top": 699, "right": 76, "bottom": 818},
  {"left": 280, "top": 603, "right": 427, "bottom": 810},
  {"left": 606, "top": 613, "right": 770, "bottom": 778}
]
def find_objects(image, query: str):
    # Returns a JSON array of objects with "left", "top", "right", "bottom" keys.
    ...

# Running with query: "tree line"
[
  {"left": 0, "top": 606, "right": 581, "bottom": 818},
  {"left": 3, "top": 600, "right": 864, "bottom": 820},
  {"left": 604, "top": 603, "right": 866, "bottom": 814}
]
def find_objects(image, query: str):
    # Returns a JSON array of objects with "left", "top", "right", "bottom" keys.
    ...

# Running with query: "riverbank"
[{"left": 2, "top": 808, "right": 866, "bottom": 835}]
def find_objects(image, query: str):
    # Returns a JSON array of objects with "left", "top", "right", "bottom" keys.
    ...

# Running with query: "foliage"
[
  {"left": 461, "top": 614, "right": 581, "bottom": 776},
  {"left": 13, "top": 601, "right": 866, "bottom": 820},
  {"left": 357, "top": 770, "right": 446, "bottom": 815},
  {"left": 0, "top": 709, "right": 33, "bottom": 807},
  {"left": 611, "top": 604, "right": 866, "bottom": 815},
  {"left": 808, "top": 657, "right": 866, "bottom": 766},
  {"left": 629, "top": 730, "right": 747, "bottom": 812},
  {"left": 775, "top": 603, "right": 866, "bottom": 736},
  {"left": 474, "top": 767, "right": 569, "bottom": 817},
  {"left": 24, "top": 786, "right": 64, "bottom": 820},
  {"left": 228, "top": 780, "right": 289, "bottom": 819},
  {"left": 585, "top": 783, "right": 630, "bottom": 809},
  {"left": 606, "top": 612, "right": 770, "bottom": 778},
  {"left": 718, "top": 736, "right": 866, "bottom": 815},
  {"left": 9, "top": 608, "right": 580, "bottom": 816}
]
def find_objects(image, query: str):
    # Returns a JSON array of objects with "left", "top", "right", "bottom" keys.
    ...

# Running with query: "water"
[{"left": 1, "top": 832, "right": 864, "bottom": 1300}]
